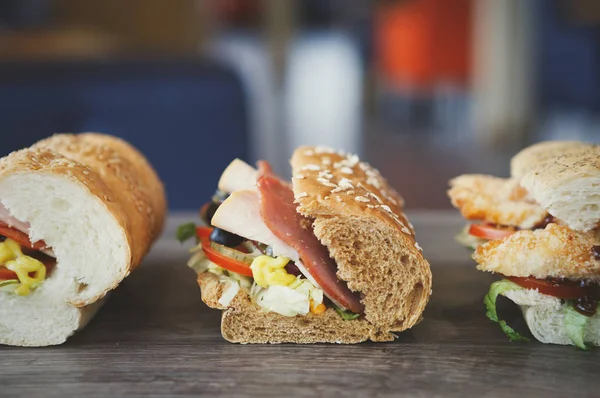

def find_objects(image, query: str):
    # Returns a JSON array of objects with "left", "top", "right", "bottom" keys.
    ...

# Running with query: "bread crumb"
[
  {"left": 296, "top": 192, "right": 308, "bottom": 199},
  {"left": 415, "top": 242, "right": 423, "bottom": 251},
  {"left": 335, "top": 196, "right": 343, "bottom": 202}
]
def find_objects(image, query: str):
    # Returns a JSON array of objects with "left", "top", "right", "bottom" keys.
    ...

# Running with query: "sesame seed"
[
  {"left": 338, "top": 178, "right": 354, "bottom": 190},
  {"left": 296, "top": 192, "right": 308, "bottom": 199},
  {"left": 301, "top": 164, "right": 321, "bottom": 171},
  {"left": 355, "top": 196, "right": 370, "bottom": 202},
  {"left": 322, "top": 157, "right": 331, "bottom": 165},
  {"left": 318, "top": 171, "right": 333, "bottom": 179},
  {"left": 317, "top": 177, "right": 336, "bottom": 187},
  {"left": 367, "top": 176, "right": 381, "bottom": 189},
  {"left": 304, "top": 150, "right": 314, "bottom": 156},
  {"left": 340, "top": 166, "right": 353, "bottom": 174},
  {"left": 367, "top": 192, "right": 383, "bottom": 204},
  {"left": 295, "top": 175, "right": 306, "bottom": 179},
  {"left": 415, "top": 242, "right": 423, "bottom": 251},
  {"left": 335, "top": 196, "right": 343, "bottom": 202},
  {"left": 380, "top": 204, "right": 392, "bottom": 213}
]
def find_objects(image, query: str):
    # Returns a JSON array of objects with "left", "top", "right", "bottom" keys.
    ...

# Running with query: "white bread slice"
[
  {"left": 0, "top": 133, "right": 165, "bottom": 346},
  {"left": 511, "top": 141, "right": 600, "bottom": 231},
  {"left": 504, "top": 289, "right": 600, "bottom": 346}
]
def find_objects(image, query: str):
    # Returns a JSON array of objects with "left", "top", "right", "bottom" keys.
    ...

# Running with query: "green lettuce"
[
  {"left": 176, "top": 222, "right": 197, "bottom": 243},
  {"left": 335, "top": 307, "right": 360, "bottom": 321},
  {"left": 484, "top": 279, "right": 529, "bottom": 342},
  {"left": 563, "top": 304, "right": 591, "bottom": 350}
]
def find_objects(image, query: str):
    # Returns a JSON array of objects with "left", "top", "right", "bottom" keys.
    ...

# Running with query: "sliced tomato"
[
  {"left": 0, "top": 267, "right": 17, "bottom": 280},
  {"left": 469, "top": 223, "right": 515, "bottom": 240},
  {"left": 507, "top": 276, "right": 600, "bottom": 300},
  {"left": 196, "top": 227, "right": 253, "bottom": 277},
  {"left": 196, "top": 226, "right": 212, "bottom": 241},
  {"left": 0, "top": 222, "right": 47, "bottom": 250}
]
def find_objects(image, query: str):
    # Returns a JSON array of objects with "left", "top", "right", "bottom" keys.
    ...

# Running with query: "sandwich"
[
  {"left": 0, "top": 133, "right": 166, "bottom": 346},
  {"left": 448, "top": 140, "right": 600, "bottom": 349},
  {"left": 179, "top": 146, "right": 431, "bottom": 343}
]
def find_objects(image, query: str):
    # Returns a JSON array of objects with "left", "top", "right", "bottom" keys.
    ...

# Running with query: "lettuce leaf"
[
  {"left": 563, "top": 304, "right": 591, "bottom": 350},
  {"left": 484, "top": 279, "right": 529, "bottom": 342},
  {"left": 176, "top": 222, "right": 197, "bottom": 243},
  {"left": 335, "top": 307, "right": 360, "bottom": 321}
]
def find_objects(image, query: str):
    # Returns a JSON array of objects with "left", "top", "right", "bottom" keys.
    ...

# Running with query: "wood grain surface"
[{"left": 1, "top": 213, "right": 599, "bottom": 398}]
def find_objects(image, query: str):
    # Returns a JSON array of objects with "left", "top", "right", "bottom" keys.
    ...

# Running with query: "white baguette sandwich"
[
  {"left": 0, "top": 133, "right": 166, "bottom": 346},
  {"left": 179, "top": 146, "right": 432, "bottom": 343},
  {"left": 448, "top": 140, "right": 600, "bottom": 349}
]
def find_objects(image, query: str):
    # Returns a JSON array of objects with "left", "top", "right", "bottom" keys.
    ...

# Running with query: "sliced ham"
[{"left": 257, "top": 174, "right": 364, "bottom": 313}]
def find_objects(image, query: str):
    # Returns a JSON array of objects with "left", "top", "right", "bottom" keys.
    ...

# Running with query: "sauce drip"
[
  {"left": 575, "top": 296, "right": 598, "bottom": 317},
  {"left": 532, "top": 214, "right": 555, "bottom": 230}
]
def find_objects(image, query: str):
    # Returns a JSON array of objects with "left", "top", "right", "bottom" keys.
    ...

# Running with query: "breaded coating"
[
  {"left": 448, "top": 174, "right": 548, "bottom": 229},
  {"left": 474, "top": 223, "right": 600, "bottom": 281}
]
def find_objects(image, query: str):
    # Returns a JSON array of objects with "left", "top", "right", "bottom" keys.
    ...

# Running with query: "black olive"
[
  {"left": 201, "top": 201, "right": 220, "bottom": 225},
  {"left": 210, "top": 228, "right": 245, "bottom": 247}
]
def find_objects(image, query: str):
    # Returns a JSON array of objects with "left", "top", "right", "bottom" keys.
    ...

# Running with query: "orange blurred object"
[{"left": 376, "top": 0, "right": 472, "bottom": 90}]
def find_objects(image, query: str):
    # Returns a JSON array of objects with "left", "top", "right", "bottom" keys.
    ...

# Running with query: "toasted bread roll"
[
  {"left": 448, "top": 174, "right": 547, "bottom": 229},
  {"left": 474, "top": 224, "right": 600, "bottom": 281},
  {"left": 518, "top": 145, "right": 600, "bottom": 231},
  {"left": 0, "top": 133, "right": 166, "bottom": 346},
  {"left": 291, "top": 146, "right": 431, "bottom": 333}
]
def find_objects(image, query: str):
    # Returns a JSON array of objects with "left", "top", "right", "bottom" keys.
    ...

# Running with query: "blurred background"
[{"left": 0, "top": 0, "right": 598, "bottom": 209}]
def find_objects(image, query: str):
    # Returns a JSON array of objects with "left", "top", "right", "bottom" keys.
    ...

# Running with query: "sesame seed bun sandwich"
[
  {"left": 0, "top": 133, "right": 166, "bottom": 346},
  {"left": 448, "top": 140, "right": 600, "bottom": 349},
  {"left": 179, "top": 146, "right": 432, "bottom": 344}
]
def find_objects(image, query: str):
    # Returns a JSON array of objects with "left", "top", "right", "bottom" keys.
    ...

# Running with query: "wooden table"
[{"left": 2, "top": 213, "right": 598, "bottom": 397}]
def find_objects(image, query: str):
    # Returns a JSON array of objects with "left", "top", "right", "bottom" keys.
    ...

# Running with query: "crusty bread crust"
[
  {"left": 291, "top": 146, "right": 431, "bottom": 334},
  {"left": 198, "top": 272, "right": 393, "bottom": 343},
  {"left": 448, "top": 174, "right": 547, "bottom": 229},
  {"left": 33, "top": 133, "right": 166, "bottom": 268},
  {"left": 510, "top": 140, "right": 590, "bottom": 179},
  {"left": 474, "top": 223, "right": 600, "bottom": 280},
  {"left": 518, "top": 145, "right": 600, "bottom": 231}
]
